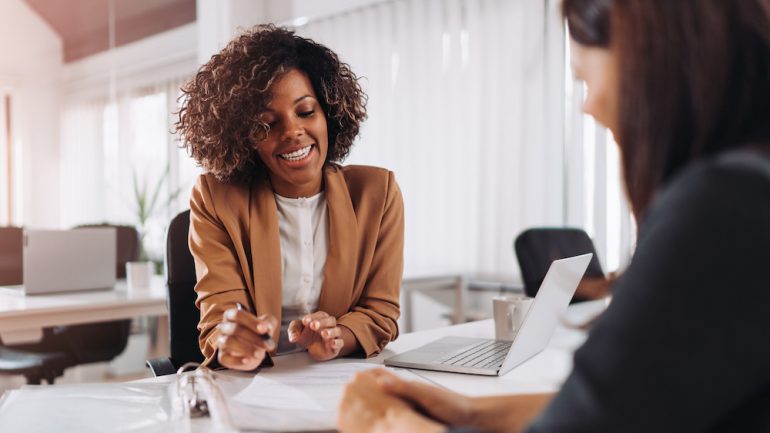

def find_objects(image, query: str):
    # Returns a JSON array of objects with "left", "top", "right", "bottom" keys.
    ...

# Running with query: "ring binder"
[
  {"left": 173, "top": 361, "right": 233, "bottom": 428},
  {"left": 176, "top": 362, "right": 210, "bottom": 418}
]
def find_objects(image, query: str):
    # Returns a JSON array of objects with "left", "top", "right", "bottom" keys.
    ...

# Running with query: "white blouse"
[{"left": 274, "top": 191, "right": 329, "bottom": 353}]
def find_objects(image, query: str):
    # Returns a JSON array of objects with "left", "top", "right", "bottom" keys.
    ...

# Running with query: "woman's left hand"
[
  {"left": 288, "top": 310, "right": 346, "bottom": 361},
  {"left": 338, "top": 370, "right": 447, "bottom": 433}
]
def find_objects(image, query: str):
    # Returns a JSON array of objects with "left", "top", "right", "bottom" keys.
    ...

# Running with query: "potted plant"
[{"left": 131, "top": 165, "right": 184, "bottom": 276}]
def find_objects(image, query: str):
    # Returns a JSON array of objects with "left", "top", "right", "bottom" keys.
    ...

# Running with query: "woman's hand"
[
  {"left": 288, "top": 310, "right": 348, "bottom": 361},
  {"left": 368, "top": 369, "right": 475, "bottom": 426},
  {"left": 338, "top": 369, "right": 446, "bottom": 433},
  {"left": 344, "top": 369, "right": 553, "bottom": 433},
  {"left": 575, "top": 271, "right": 621, "bottom": 300},
  {"left": 216, "top": 307, "right": 277, "bottom": 371}
]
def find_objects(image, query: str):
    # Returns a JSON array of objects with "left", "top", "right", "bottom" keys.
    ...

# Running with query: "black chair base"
[
  {"left": 146, "top": 357, "right": 177, "bottom": 377},
  {"left": 0, "top": 346, "right": 71, "bottom": 384}
]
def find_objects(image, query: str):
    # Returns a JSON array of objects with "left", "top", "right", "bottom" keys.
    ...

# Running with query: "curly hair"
[{"left": 175, "top": 25, "right": 367, "bottom": 184}]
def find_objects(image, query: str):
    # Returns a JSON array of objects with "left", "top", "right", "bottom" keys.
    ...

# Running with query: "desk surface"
[
  {"left": 202, "top": 299, "right": 604, "bottom": 396},
  {"left": 0, "top": 276, "right": 167, "bottom": 343},
  {"left": 206, "top": 299, "right": 605, "bottom": 433},
  {"left": 0, "top": 299, "right": 607, "bottom": 433}
]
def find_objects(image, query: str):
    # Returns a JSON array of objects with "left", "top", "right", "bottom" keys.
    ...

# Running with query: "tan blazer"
[{"left": 189, "top": 165, "right": 404, "bottom": 365}]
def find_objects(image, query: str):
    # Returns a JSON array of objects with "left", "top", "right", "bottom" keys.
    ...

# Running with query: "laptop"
[
  {"left": 385, "top": 253, "right": 592, "bottom": 376},
  {"left": 19, "top": 228, "right": 117, "bottom": 295}
]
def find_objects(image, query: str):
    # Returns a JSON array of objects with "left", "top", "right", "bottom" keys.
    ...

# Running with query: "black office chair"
[
  {"left": 0, "top": 226, "right": 71, "bottom": 384},
  {"left": 514, "top": 227, "right": 606, "bottom": 302},
  {"left": 0, "top": 346, "right": 70, "bottom": 385},
  {"left": 146, "top": 210, "right": 204, "bottom": 376}
]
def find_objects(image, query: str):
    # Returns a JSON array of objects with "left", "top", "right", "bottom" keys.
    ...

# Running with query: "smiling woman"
[
  {"left": 175, "top": 25, "right": 404, "bottom": 372},
  {"left": 254, "top": 69, "right": 329, "bottom": 198}
]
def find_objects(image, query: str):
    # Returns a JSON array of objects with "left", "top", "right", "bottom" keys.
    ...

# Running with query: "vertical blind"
[
  {"left": 0, "top": 89, "right": 18, "bottom": 227},
  {"left": 0, "top": 91, "right": 9, "bottom": 226},
  {"left": 297, "top": 0, "right": 578, "bottom": 279},
  {"left": 297, "top": 0, "right": 634, "bottom": 279},
  {"left": 59, "top": 77, "right": 194, "bottom": 262}
]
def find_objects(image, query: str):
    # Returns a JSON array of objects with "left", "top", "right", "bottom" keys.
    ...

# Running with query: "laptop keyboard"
[{"left": 437, "top": 340, "right": 512, "bottom": 369}]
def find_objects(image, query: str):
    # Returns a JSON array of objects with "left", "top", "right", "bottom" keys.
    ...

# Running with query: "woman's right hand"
[
  {"left": 216, "top": 306, "right": 277, "bottom": 371},
  {"left": 369, "top": 369, "right": 475, "bottom": 426},
  {"left": 372, "top": 369, "right": 552, "bottom": 433},
  {"left": 338, "top": 369, "right": 447, "bottom": 433}
]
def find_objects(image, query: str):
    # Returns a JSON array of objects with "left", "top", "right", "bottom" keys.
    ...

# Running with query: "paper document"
[
  {"left": 233, "top": 362, "right": 378, "bottom": 411},
  {"left": 223, "top": 362, "right": 426, "bottom": 432}
]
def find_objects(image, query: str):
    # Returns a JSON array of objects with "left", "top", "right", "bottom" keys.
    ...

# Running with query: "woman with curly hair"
[{"left": 176, "top": 25, "right": 403, "bottom": 370}]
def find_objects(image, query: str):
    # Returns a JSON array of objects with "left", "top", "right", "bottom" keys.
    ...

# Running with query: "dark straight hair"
[
  {"left": 613, "top": 0, "right": 770, "bottom": 219},
  {"left": 562, "top": 0, "right": 612, "bottom": 48}
]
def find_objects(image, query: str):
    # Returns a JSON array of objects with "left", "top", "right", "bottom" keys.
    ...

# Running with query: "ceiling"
[{"left": 24, "top": 0, "right": 196, "bottom": 63}]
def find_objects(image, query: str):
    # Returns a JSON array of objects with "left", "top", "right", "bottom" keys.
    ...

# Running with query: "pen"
[{"left": 236, "top": 302, "right": 276, "bottom": 350}]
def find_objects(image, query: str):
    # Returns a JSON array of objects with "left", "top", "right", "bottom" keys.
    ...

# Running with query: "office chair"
[
  {"left": 146, "top": 210, "right": 205, "bottom": 376},
  {"left": 0, "top": 346, "right": 71, "bottom": 385},
  {"left": 1, "top": 226, "right": 72, "bottom": 384},
  {"left": 514, "top": 227, "right": 606, "bottom": 302}
]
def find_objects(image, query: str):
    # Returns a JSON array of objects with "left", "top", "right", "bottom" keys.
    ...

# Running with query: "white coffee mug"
[
  {"left": 126, "top": 261, "right": 154, "bottom": 290},
  {"left": 493, "top": 294, "right": 534, "bottom": 341}
]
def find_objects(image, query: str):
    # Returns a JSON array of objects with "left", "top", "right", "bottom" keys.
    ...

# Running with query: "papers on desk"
[
  {"left": 233, "top": 362, "right": 377, "bottom": 410},
  {"left": 221, "top": 362, "right": 425, "bottom": 432},
  {"left": 0, "top": 362, "right": 421, "bottom": 433}
]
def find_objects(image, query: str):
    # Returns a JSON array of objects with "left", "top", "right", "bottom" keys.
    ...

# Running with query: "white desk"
[
  {"left": 401, "top": 273, "right": 468, "bottom": 331},
  {"left": 393, "top": 299, "right": 605, "bottom": 396},
  {"left": 218, "top": 299, "right": 603, "bottom": 432},
  {"left": 0, "top": 276, "right": 167, "bottom": 344},
  {"left": 0, "top": 300, "right": 607, "bottom": 433},
  {"left": 401, "top": 271, "right": 522, "bottom": 333}
]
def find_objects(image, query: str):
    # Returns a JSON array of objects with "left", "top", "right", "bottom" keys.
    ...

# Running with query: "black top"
[{"left": 453, "top": 149, "right": 770, "bottom": 433}]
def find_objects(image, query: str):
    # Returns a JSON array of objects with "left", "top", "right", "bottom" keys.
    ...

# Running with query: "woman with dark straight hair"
[
  {"left": 614, "top": 0, "right": 770, "bottom": 220},
  {"left": 337, "top": 0, "right": 770, "bottom": 432}
]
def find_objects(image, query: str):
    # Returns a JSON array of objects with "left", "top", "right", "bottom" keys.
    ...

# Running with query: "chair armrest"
[{"left": 145, "top": 357, "right": 176, "bottom": 377}]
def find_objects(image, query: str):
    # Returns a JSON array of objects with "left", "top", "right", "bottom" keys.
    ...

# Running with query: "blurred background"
[
  {"left": 0, "top": 0, "right": 633, "bottom": 386},
  {"left": 0, "top": 0, "right": 634, "bottom": 279}
]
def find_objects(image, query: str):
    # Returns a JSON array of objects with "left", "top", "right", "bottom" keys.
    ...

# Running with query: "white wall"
[
  {"left": 62, "top": 23, "right": 197, "bottom": 101},
  {"left": 0, "top": 0, "right": 63, "bottom": 228},
  {"left": 276, "top": 0, "right": 387, "bottom": 24},
  {"left": 195, "top": 0, "right": 389, "bottom": 64}
]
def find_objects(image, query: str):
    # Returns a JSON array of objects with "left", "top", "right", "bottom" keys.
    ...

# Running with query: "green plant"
[{"left": 132, "top": 164, "right": 184, "bottom": 267}]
